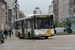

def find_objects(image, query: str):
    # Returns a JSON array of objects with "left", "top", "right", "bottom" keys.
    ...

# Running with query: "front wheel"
[
  {"left": 18, "top": 33, "right": 24, "bottom": 39},
  {"left": 45, "top": 37, "right": 48, "bottom": 39},
  {"left": 28, "top": 32, "right": 30, "bottom": 39}
]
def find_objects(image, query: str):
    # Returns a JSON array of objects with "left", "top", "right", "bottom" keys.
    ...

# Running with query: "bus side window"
[
  {"left": 27, "top": 20, "right": 31, "bottom": 28},
  {"left": 24, "top": 20, "right": 26, "bottom": 29},
  {"left": 31, "top": 20, "right": 34, "bottom": 30},
  {"left": 22, "top": 20, "right": 24, "bottom": 28},
  {"left": 17, "top": 20, "right": 22, "bottom": 29}
]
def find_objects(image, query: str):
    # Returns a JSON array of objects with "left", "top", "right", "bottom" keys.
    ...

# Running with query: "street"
[{"left": 0, "top": 35, "right": 75, "bottom": 50}]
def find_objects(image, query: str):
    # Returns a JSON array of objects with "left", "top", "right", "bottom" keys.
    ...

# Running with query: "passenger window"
[{"left": 27, "top": 20, "right": 31, "bottom": 28}]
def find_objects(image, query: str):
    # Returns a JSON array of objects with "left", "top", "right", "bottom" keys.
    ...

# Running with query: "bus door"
[
  {"left": 25, "top": 19, "right": 32, "bottom": 38},
  {"left": 22, "top": 20, "right": 25, "bottom": 37},
  {"left": 25, "top": 20, "right": 28, "bottom": 38}
]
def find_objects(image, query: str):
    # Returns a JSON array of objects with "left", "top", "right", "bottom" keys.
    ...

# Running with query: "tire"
[
  {"left": 19, "top": 35, "right": 24, "bottom": 39},
  {"left": 18, "top": 32, "right": 24, "bottom": 39},
  {"left": 19, "top": 37, "right": 24, "bottom": 39},
  {"left": 45, "top": 37, "right": 48, "bottom": 39},
  {"left": 18, "top": 32, "right": 20, "bottom": 37},
  {"left": 1, "top": 40, "right": 4, "bottom": 43}
]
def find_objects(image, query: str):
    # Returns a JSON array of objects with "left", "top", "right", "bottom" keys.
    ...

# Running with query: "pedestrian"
[
  {"left": 3, "top": 29, "right": 8, "bottom": 39},
  {"left": 9, "top": 28, "right": 12, "bottom": 38}
]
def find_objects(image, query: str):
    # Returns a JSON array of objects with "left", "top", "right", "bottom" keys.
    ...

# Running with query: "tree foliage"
[
  {"left": 66, "top": 18, "right": 72, "bottom": 29},
  {"left": 19, "top": 10, "right": 26, "bottom": 18},
  {"left": 62, "top": 18, "right": 73, "bottom": 29},
  {"left": 53, "top": 21, "right": 59, "bottom": 27}
]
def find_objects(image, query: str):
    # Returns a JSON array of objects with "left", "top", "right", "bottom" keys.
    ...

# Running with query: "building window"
[
  {"left": 55, "top": 3, "right": 58, "bottom": 7},
  {"left": 55, "top": 14, "right": 58, "bottom": 17},
  {"left": 0, "top": 2, "right": 5, "bottom": 9},
  {"left": 55, "top": 8, "right": 58, "bottom": 11},
  {"left": 2, "top": 4, "right": 5, "bottom": 9}
]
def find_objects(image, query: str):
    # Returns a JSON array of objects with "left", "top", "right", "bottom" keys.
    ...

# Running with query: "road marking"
[{"left": 0, "top": 40, "right": 35, "bottom": 48}]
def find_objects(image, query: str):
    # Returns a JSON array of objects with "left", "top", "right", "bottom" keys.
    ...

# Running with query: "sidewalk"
[{"left": 5, "top": 35, "right": 19, "bottom": 41}]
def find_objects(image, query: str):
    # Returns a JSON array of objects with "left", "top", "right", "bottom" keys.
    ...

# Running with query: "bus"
[{"left": 14, "top": 14, "right": 55, "bottom": 39}]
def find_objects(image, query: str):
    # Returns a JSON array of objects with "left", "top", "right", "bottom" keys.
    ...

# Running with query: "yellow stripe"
[
  {"left": 47, "top": 29, "right": 51, "bottom": 36},
  {"left": 25, "top": 29, "right": 28, "bottom": 37},
  {"left": 16, "top": 29, "right": 18, "bottom": 37}
]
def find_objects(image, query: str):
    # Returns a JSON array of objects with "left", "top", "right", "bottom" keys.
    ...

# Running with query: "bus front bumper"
[
  {"left": 50, "top": 34, "right": 55, "bottom": 37},
  {"left": 30, "top": 34, "right": 55, "bottom": 38}
]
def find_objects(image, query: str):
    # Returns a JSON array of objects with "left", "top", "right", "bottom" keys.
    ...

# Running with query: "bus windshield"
[{"left": 35, "top": 19, "right": 53, "bottom": 29}]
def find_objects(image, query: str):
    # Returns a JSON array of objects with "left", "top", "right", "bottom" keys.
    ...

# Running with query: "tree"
[
  {"left": 19, "top": 10, "right": 26, "bottom": 18},
  {"left": 53, "top": 21, "right": 59, "bottom": 27},
  {"left": 62, "top": 18, "right": 73, "bottom": 29},
  {"left": 65, "top": 18, "right": 73, "bottom": 29},
  {"left": 72, "top": 20, "right": 75, "bottom": 23},
  {"left": 62, "top": 21, "right": 65, "bottom": 27}
]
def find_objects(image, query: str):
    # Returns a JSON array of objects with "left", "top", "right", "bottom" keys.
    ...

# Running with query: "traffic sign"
[{"left": 71, "top": 24, "right": 75, "bottom": 28}]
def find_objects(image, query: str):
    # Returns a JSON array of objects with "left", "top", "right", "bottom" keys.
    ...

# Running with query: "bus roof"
[{"left": 15, "top": 14, "right": 53, "bottom": 21}]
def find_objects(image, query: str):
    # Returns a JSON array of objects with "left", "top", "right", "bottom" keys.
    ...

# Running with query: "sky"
[{"left": 18, "top": 0, "right": 53, "bottom": 16}]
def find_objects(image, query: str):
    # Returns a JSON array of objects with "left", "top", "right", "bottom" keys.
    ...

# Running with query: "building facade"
[
  {"left": 5, "top": 0, "right": 19, "bottom": 29},
  {"left": 33, "top": 7, "right": 41, "bottom": 14},
  {"left": 5, "top": 0, "right": 15, "bottom": 28},
  {"left": 53, "top": 0, "right": 59, "bottom": 22},
  {"left": 49, "top": 1, "right": 53, "bottom": 14},
  {"left": 69, "top": 0, "right": 75, "bottom": 21},
  {"left": 49, "top": 0, "right": 55, "bottom": 21},
  {"left": 0, "top": 0, "right": 7, "bottom": 30},
  {"left": 59, "top": 0, "right": 70, "bottom": 22},
  {"left": 53, "top": 0, "right": 75, "bottom": 22},
  {"left": 49, "top": 4, "right": 53, "bottom": 15}
]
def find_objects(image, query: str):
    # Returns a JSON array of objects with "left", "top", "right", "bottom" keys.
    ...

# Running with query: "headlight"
[
  {"left": 36, "top": 32, "right": 39, "bottom": 35},
  {"left": 52, "top": 32, "right": 54, "bottom": 34}
]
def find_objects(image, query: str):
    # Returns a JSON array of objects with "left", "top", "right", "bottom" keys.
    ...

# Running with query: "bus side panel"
[
  {"left": 25, "top": 29, "right": 32, "bottom": 38},
  {"left": 47, "top": 29, "right": 51, "bottom": 36}
]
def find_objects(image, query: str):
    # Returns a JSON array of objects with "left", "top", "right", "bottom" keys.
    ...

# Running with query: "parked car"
[{"left": 0, "top": 32, "right": 4, "bottom": 43}]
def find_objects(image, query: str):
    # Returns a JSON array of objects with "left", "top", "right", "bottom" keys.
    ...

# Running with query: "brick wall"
[
  {"left": 0, "top": 0, "right": 5, "bottom": 4},
  {"left": 54, "top": 0, "right": 59, "bottom": 21},
  {"left": 0, "top": 0, "right": 6, "bottom": 30}
]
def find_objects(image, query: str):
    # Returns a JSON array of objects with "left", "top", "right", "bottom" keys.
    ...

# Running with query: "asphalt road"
[{"left": 0, "top": 35, "right": 75, "bottom": 50}]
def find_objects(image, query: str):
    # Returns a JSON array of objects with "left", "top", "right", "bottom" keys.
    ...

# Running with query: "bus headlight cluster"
[
  {"left": 35, "top": 32, "right": 39, "bottom": 35},
  {"left": 52, "top": 32, "right": 54, "bottom": 34}
]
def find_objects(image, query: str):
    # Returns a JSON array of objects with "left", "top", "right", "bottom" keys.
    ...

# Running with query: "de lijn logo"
[{"left": 71, "top": 24, "right": 75, "bottom": 28}]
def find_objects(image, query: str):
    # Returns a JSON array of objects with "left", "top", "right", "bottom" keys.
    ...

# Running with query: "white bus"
[{"left": 14, "top": 14, "right": 55, "bottom": 39}]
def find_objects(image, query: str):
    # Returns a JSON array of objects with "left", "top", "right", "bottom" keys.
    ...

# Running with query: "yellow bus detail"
[
  {"left": 16, "top": 29, "right": 18, "bottom": 37},
  {"left": 47, "top": 29, "right": 51, "bottom": 36},
  {"left": 25, "top": 29, "right": 28, "bottom": 37}
]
